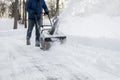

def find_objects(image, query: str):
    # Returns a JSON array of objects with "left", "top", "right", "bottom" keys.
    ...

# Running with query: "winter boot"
[{"left": 26, "top": 39, "right": 31, "bottom": 45}]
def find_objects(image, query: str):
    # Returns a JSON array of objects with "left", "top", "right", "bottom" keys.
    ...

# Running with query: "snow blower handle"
[
  {"left": 34, "top": 14, "right": 52, "bottom": 28},
  {"left": 47, "top": 14, "right": 53, "bottom": 27}
]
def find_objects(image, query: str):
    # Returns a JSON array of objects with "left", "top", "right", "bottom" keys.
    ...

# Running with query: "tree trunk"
[
  {"left": 13, "top": 0, "right": 18, "bottom": 29},
  {"left": 56, "top": 0, "right": 59, "bottom": 15},
  {"left": 24, "top": 1, "right": 27, "bottom": 28},
  {"left": 19, "top": 0, "right": 22, "bottom": 20},
  {"left": 22, "top": 0, "right": 25, "bottom": 24},
  {"left": 22, "top": 0, "right": 27, "bottom": 28}
]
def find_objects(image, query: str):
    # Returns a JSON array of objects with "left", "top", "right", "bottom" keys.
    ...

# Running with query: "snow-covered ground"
[{"left": 0, "top": 0, "right": 120, "bottom": 80}]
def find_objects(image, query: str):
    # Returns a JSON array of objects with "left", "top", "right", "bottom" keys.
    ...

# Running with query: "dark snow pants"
[{"left": 26, "top": 19, "right": 41, "bottom": 42}]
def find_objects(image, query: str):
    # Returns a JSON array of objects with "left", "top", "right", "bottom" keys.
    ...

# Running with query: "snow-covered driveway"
[{"left": 0, "top": 30, "right": 120, "bottom": 80}]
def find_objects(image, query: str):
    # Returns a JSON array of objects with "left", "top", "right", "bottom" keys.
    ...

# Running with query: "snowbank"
[{"left": 0, "top": 18, "right": 14, "bottom": 31}]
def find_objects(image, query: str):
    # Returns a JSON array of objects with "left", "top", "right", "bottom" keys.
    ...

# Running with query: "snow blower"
[{"left": 35, "top": 14, "right": 66, "bottom": 50}]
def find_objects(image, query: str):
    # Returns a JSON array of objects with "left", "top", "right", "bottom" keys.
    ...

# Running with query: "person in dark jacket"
[{"left": 26, "top": 0, "right": 49, "bottom": 46}]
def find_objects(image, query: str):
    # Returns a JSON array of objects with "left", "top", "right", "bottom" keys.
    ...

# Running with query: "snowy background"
[
  {"left": 60, "top": 0, "right": 120, "bottom": 39},
  {"left": 0, "top": 0, "right": 120, "bottom": 80}
]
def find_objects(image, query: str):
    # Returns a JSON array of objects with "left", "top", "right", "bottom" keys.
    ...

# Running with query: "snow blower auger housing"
[{"left": 35, "top": 15, "right": 66, "bottom": 50}]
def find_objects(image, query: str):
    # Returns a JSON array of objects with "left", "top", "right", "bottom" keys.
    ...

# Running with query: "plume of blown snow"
[{"left": 59, "top": 0, "right": 120, "bottom": 39}]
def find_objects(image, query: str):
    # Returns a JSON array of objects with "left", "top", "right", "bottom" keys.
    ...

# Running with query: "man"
[{"left": 26, "top": 0, "right": 49, "bottom": 46}]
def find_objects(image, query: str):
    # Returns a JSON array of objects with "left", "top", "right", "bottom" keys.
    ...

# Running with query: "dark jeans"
[{"left": 26, "top": 19, "right": 41, "bottom": 41}]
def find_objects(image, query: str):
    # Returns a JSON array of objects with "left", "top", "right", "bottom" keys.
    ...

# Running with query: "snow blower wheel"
[{"left": 40, "top": 38, "right": 51, "bottom": 50}]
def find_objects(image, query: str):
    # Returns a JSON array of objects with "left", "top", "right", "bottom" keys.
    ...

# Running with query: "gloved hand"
[
  {"left": 44, "top": 11, "right": 49, "bottom": 15},
  {"left": 34, "top": 11, "right": 38, "bottom": 15}
]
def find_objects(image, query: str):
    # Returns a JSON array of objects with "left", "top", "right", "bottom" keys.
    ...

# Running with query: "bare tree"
[
  {"left": 13, "top": 0, "right": 18, "bottom": 29},
  {"left": 0, "top": 1, "right": 7, "bottom": 17},
  {"left": 24, "top": 0, "right": 27, "bottom": 28},
  {"left": 9, "top": 2, "right": 15, "bottom": 18},
  {"left": 47, "top": 0, "right": 60, "bottom": 17},
  {"left": 48, "top": 0, "right": 56, "bottom": 17},
  {"left": 22, "top": 0, "right": 27, "bottom": 28},
  {"left": 56, "top": 0, "right": 59, "bottom": 15},
  {"left": 18, "top": 0, "right": 22, "bottom": 20}
]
